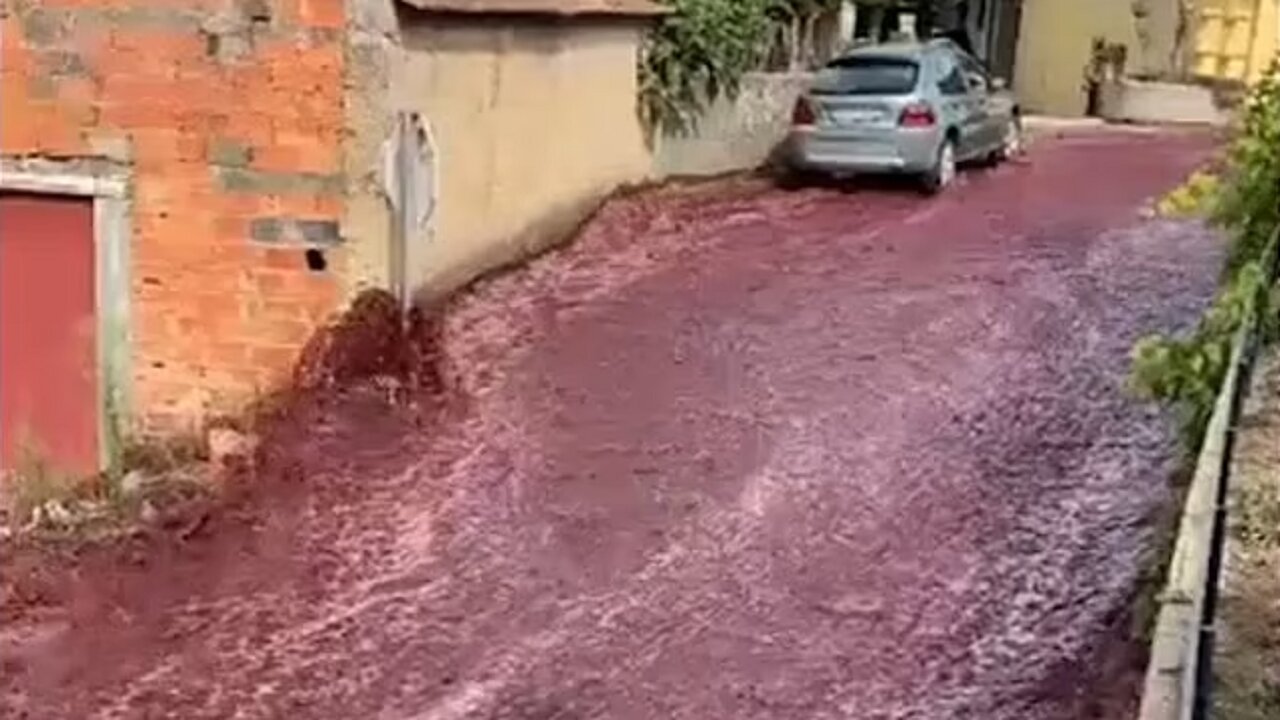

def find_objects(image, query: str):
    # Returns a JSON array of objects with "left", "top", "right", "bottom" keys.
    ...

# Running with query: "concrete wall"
[
  {"left": 1015, "top": 0, "right": 1280, "bottom": 117},
  {"left": 1014, "top": 0, "right": 1143, "bottom": 116},
  {"left": 1, "top": 0, "right": 353, "bottom": 433},
  {"left": 344, "top": 0, "right": 403, "bottom": 296},
  {"left": 1191, "top": 0, "right": 1280, "bottom": 84},
  {"left": 653, "top": 73, "right": 810, "bottom": 179},
  {"left": 343, "top": 8, "right": 654, "bottom": 303},
  {"left": 344, "top": 3, "right": 811, "bottom": 305},
  {"left": 402, "top": 17, "right": 652, "bottom": 300},
  {"left": 1098, "top": 78, "right": 1229, "bottom": 125}
]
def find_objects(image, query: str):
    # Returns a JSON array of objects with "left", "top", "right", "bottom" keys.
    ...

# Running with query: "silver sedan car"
[{"left": 783, "top": 39, "right": 1022, "bottom": 194}]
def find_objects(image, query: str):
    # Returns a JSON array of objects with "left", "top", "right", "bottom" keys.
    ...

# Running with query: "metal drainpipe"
[
  {"left": 389, "top": 113, "right": 408, "bottom": 312},
  {"left": 388, "top": 112, "right": 439, "bottom": 315}
]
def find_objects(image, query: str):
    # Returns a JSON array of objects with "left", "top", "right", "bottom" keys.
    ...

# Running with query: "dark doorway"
[{"left": 987, "top": 0, "right": 1023, "bottom": 83}]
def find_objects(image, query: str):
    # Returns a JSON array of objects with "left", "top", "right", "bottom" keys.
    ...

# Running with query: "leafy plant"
[
  {"left": 2, "top": 433, "right": 77, "bottom": 528},
  {"left": 1214, "top": 59, "right": 1280, "bottom": 276},
  {"left": 639, "top": 0, "right": 859, "bottom": 136},
  {"left": 1130, "top": 61, "right": 1280, "bottom": 445},
  {"left": 638, "top": 0, "right": 776, "bottom": 136},
  {"left": 1132, "top": 262, "right": 1269, "bottom": 444},
  {"left": 1157, "top": 170, "right": 1222, "bottom": 218}
]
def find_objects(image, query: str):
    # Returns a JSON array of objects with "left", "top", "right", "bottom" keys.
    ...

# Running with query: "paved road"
[{"left": 5, "top": 130, "right": 1224, "bottom": 719}]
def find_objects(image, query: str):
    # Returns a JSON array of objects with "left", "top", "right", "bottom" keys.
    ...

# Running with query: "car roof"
[{"left": 831, "top": 38, "right": 956, "bottom": 63}]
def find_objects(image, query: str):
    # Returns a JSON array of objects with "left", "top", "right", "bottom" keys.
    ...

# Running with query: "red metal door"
[{"left": 0, "top": 193, "right": 99, "bottom": 477}]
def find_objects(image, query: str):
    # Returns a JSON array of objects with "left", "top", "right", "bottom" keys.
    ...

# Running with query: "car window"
[
  {"left": 935, "top": 52, "right": 967, "bottom": 96},
  {"left": 811, "top": 57, "right": 920, "bottom": 96},
  {"left": 958, "top": 54, "right": 990, "bottom": 94}
]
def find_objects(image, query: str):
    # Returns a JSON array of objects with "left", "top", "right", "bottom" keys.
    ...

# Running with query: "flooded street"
[{"left": 3, "top": 130, "right": 1225, "bottom": 719}]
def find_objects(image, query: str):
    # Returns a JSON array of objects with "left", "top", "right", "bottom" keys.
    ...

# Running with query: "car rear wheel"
[
  {"left": 995, "top": 117, "right": 1023, "bottom": 161},
  {"left": 921, "top": 139, "right": 956, "bottom": 195}
]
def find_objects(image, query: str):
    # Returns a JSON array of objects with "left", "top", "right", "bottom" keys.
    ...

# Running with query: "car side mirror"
[{"left": 991, "top": 77, "right": 1008, "bottom": 91}]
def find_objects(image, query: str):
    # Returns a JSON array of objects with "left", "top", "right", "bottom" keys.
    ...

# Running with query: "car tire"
[
  {"left": 994, "top": 117, "right": 1023, "bottom": 162},
  {"left": 921, "top": 138, "right": 957, "bottom": 196}
]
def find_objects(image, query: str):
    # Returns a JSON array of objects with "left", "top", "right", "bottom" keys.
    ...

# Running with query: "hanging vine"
[
  {"left": 638, "top": 0, "right": 775, "bottom": 137},
  {"left": 1131, "top": 61, "right": 1280, "bottom": 446},
  {"left": 637, "top": 0, "right": 847, "bottom": 137}
]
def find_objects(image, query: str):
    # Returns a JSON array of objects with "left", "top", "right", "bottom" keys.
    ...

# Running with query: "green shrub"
[
  {"left": 637, "top": 0, "right": 843, "bottom": 136},
  {"left": 1215, "top": 60, "right": 1280, "bottom": 277},
  {"left": 638, "top": 0, "right": 775, "bottom": 136},
  {"left": 2, "top": 438, "right": 76, "bottom": 526},
  {"left": 1131, "top": 61, "right": 1280, "bottom": 445},
  {"left": 1156, "top": 170, "right": 1222, "bottom": 218}
]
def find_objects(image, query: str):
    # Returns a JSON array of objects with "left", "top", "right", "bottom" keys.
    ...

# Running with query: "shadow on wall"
[
  {"left": 278, "top": 194, "right": 624, "bottom": 409},
  {"left": 408, "top": 191, "right": 612, "bottom": 308},
  {"left": 390, "top": 9, "right": 654, "bottom": 303},
  {"left": 652, "top": 72, "right": 813, "bottom": 179}
]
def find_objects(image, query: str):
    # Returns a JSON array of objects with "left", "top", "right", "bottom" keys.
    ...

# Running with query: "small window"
[
  {"left": 936, "top": 54, "right": 967, "bottom": 95},
  {"left": 812, "top": 57, "right": 920, "bottom": 96},
  {"left": 959, "top": 54, "right": 991, "bottom": 93}
]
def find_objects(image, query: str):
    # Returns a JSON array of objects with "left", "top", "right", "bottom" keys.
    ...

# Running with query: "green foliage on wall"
[
  {"left": 1215, "top": 62, "right": 1280, "bottom": 276},
  {"left": 1131, "top": 61, "right": 1280, "bottom": 446},
  {"left": 638, "top": 0, "right": 775, "bottom": 136},
  {"left": 637, "top": 0, "right": 845, "bottom": 136}
]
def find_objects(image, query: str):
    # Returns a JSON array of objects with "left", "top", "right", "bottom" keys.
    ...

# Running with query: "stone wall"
[
  {"left": 652, "top": 72, "right": 811, "bottom": 179},
  {"left": 1, "top": 0, "right": 353, "bottom": 433}
]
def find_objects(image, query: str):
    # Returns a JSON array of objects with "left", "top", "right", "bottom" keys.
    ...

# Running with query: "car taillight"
[
  {"left": 792, "top": 97, "right": 817, "bottom": 126},
  {"left": 899, "top": 103, "right": 936, "bottom": 128}
]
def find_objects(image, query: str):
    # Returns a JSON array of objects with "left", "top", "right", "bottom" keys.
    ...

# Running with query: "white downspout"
[{"left": 384, "top": 111, "right": 439, "bottom": 314}]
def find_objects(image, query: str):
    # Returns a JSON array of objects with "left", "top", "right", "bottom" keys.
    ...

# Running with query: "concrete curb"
[
  {"left": 1137, "top": 228, "right": 1280, "bottom": 720},
  {"left": 1021, "top": 115, "right": 1173, "bottom": 141},
  {"left": 1020, "top": 116, "right": 1173, "bottom": 156},
  {"left": 1137, "top": 322, "right": 1247, "bottom": 720}
]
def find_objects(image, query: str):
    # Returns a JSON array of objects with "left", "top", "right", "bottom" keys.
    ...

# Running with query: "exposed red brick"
[
  {"left": 57, "top": 76, "right": 99, "bottom": 106},
  {"left": 297, "top": 0, "right": 345, "bottom": 29},
  {"left": 0, "top": 0, "right": 351, "bottom": 436},
  {"left": 108, "top": 29, "right": 205, "bottom": 65}
]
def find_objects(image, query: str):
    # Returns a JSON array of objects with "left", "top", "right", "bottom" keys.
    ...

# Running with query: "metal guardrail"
[{"left": 1137, "top": 226, "right": 1280, "bottom": 720}]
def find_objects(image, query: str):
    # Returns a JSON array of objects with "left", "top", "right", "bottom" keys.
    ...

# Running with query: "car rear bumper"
[{"left": 786, "top": 126, "right": 942, "bottom": 174}]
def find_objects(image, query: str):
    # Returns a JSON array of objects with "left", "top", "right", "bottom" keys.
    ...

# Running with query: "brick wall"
[{"left": 1, "top": 0, "right": 349, "bottom": 432}]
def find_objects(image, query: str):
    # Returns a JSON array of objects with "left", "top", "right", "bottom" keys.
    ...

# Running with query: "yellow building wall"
[
  {"left": 396, "top": 19, "right": 653, "bottom": 301},
  {"left": 1193, "top": 0, "right": 1279, "bottom": 83},
  {"left": 1013, "top": 0, "right": 1142, "bottom": 116}
]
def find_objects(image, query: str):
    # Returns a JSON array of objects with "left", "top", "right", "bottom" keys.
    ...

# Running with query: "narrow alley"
[{"left": 3, "top": 129, "right": 1225, "bottom": 719}]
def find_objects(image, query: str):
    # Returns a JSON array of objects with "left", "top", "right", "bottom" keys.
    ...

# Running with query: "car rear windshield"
[{"left": 811, "top": 57, "right": 919, "bottom": 96}]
